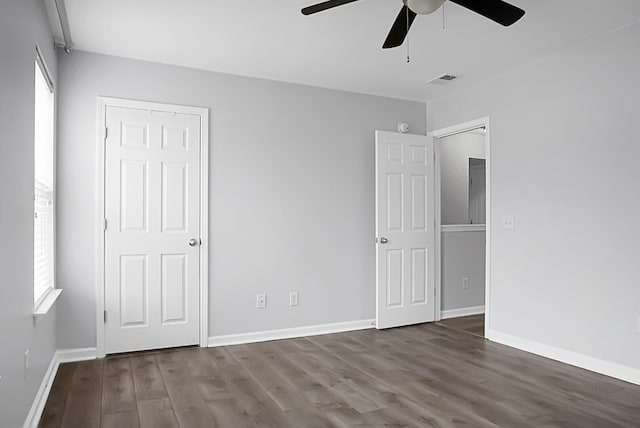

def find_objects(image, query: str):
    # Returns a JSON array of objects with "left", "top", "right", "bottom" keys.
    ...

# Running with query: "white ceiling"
[{"left": 59, "top": 0, "right": 640, "bottom": 101}]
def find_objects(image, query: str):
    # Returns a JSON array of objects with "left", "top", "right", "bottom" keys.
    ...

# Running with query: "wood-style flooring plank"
[
  {"left": 437, "top": 314, "right": 485, "bottom": 336},
  {"left": 228, "top": 345, "right": 313, "bottom": 411},
  {"left": 102, "top": 357, "right": 137, "bottom": 414},
  {"left": 101, "top": 410, "right": 140, "bottom": 428},
  {"left": 201, "top": 348, "right": 295, "bottom": 428},
  {"left": 38, "top": 363, "right": 76, "bottom": 428},
  {"left": 156, "top": 351, "right": 210, "bottom": 416},
  {"left": 156, "top": 349, "right": 222, "bottom": 426},
  {"left": 59, "top": 359, "right": 103, "bottom": 428},
  {"left": 178, "top": 347, "right": 217, "bottom": 379},
  {"left": 174, "top": 405, "right": 218, "bottom": 428},
  {"left": 130, "top": 354, "right": 168, "bottom": 402},
  {"left": 137, "top": 398, "right": 178, "bottom": 428}
]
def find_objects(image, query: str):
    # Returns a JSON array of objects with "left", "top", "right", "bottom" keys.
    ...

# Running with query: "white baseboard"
[
  {"left": 23, "top": 351, "right": 59, "bottom": 428},
  {"left": 23, "top": 348, "right": 97, "bottom": 428},
  {"left": 486, "top": 329, "right": 640, "bottom": 386},
  {"left": 208, "top": 319, "right": 376, "bottom": 347},
  {"left": 56, "top": 347, "right": 97, "bottom": 363},
  {"left": 441, "top": 305, "right": 485, "bottom": 320}
]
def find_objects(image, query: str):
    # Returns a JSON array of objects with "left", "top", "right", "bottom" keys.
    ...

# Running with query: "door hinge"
[
  {"left": 103, "top": 219, "right": 108, "bottom": 231},
  {"left": 104, "top": 310, "right": 107, "bottom": 323},
  {"left": 104, "top": 127, "right": 108, "bottom": 140}
]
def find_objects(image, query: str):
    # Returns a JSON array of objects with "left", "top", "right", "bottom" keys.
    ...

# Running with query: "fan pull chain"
[{"left": 406, "top": 6, "right": 410, "bottom": 63}]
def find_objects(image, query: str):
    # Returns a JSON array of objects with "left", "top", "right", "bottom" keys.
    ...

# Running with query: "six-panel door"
[
  {"left": 104, "top": 106, "right": 201, "bottom": 354},
  {"left": 375, "top": 131, "right": 435, "bottom": 329}
]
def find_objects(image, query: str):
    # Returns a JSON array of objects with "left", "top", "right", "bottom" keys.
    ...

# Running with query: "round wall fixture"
[{"left": 397, "top": 122, "right": 411, "bottom": 133}]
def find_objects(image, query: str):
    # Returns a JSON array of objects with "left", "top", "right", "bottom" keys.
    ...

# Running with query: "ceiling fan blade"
[
  {"left": 383, "top": 5, "right": 417, "bottom": 49},
  {"left": 448, "top": 0, "right": 525, "bottom": 26},
  {"left": 301, "top": 0, "right": 361, "bottom": 15}
]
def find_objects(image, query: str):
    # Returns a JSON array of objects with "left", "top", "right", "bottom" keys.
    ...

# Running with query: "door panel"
[
  {"left": 121, "top": 122, "right": 149, "bottom": 149},
  {"left": 105, "top": 106, "right": 201, "bottom": 354},
  {"left": 161, "top": 253, "right": 187, "bottom": 323},
  {"left": 161, "top": 162, "right": 188, "bottom": 232},
  {"left": 411, "top": 174, "right": 427, "bottom": 231},
  {"left": 120, "top": 160, "right": 148, "bottom": 232},
  {"left": 386, "top": 249, "right": 404, "bottom": 308},
  {"left": 375, "top": 131, "right": 435, "bottom": 329},
  {"left": 411, "top": 248, "right": 427, "bottom": 304},
  {"left": 119, "top": 254, "right": 148, "bottom": 327},
  {"left": 386, "top": 174, "right": 404, "bottom": 231}
]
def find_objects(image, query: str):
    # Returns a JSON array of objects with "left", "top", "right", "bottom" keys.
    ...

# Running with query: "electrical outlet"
[
  {"left": 24, "top": 350, "right": 30, "bottom": 378},
  {"left": 503, "top": 216, "right": 515, "bottom": 229},
  {"left": 289, "top": 292, "right": 299, "bottom": 307},
  {"left": 256, "top": 293, "right": 266, "bottom": 309},
  {"left": 462, "top": 277, "right": 469, "bottom": 289}
]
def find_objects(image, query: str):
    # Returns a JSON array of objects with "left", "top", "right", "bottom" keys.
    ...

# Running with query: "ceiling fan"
[{"left": 301, "top": 0, "right": 525, "bottom": 49}]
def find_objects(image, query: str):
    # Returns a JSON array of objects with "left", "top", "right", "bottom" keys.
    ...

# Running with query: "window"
[{"left": 34, "top": 49, "right": 55, "bottom": 307}]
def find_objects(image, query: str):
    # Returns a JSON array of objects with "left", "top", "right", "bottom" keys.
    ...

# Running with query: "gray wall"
[
  {"left": 441, "top": 231, "right": 485, "bottom": 311},
  {"left": 56, "top": 51, "right": 426, "bottom": 348},
  {"left": 439, "top": 131, "right": 485, "bottom": 225},
  {"left": 0, "top": 0, "right": 58, "bottom": 426},
  {"left": 428, "top": 22, "right": 640, "bottom": 370}
]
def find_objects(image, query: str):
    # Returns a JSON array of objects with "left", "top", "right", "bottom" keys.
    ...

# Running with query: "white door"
[
  {"left": 104, "top": 105, "right": 201, "bottom": 354},
  {"left": 375, "top": 131, "right": 435, "bottom": 329}
]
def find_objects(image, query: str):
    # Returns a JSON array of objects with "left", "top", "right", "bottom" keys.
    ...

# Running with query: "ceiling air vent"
[{"left": 426, "top": 74, "right": 458, "bottom": 85}]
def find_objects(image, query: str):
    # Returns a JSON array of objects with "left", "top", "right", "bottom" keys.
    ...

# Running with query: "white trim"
[
  {"left": 208, "top": 319, "right": 376, "bottom": 348},
  {"left": 199, "top": 109, "right": 209, "bottom": 347},
  {"left": 56, "top": 347, "right": 98, "bottom": 363},
  {"left": 441, "top": 305, "right": 485, "bottom": 320},
  {"left": 428, "top": 116, "right": 491, "bottom": 330},
  {"left": 486, "top": 330, "right": 640, "bottom": 386},
  {"left": 441, "top": 224, "right": 486, "bottom": 233},
  {"left": 433, "top": 136, "right": 442, "bottom": 321},
  {"left": 23, "top": 353, "right": 58, "bottom": 428},
  {"left": 35, "top": 45, "right": 54, "bottom": 91},
  {"left": 95, "top": 98, "right": 106, "bottom": 357},
  {"left": 52, "top": 0, "right": 74, "bottom": 51},
  {"left": 33, "top": 288, "right": 62, "bottom": 320},
  {"left": 96, "top": 97, "right": 209, "bottom": 357},
  {"left": 429, "top": 119, "right": 488, "bottom": 139},
  {"left": 23, "top": 347, "right": 97, "bottom": 428}
]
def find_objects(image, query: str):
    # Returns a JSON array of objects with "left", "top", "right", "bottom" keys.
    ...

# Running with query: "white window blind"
[{"left": 34, "top": 52, "right": 55, "bottom": 307}]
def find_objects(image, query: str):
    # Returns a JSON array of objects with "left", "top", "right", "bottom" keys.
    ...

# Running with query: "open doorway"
[{"left": 430, "top": 119, "right": 490, "bottom": 337}]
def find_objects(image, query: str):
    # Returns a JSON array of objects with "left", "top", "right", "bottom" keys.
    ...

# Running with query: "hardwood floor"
[
  {"left": 39, "top": 323, "right": 640, "bottom": 428},
  {"left": 437, "top": 314, "right": 485, "bottom": 337}
]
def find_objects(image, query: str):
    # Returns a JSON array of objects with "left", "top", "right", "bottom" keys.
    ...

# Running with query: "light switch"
[{"left": 503, "top": 216, "right": 515, "bottom": 229}]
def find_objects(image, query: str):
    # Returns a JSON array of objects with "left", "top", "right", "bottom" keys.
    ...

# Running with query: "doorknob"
[
  {"left": 379, "top": 237, "right": 389, "bottom": 244},
  {"left": 188, "top": 238, "right": 199, "bottom": 247}
]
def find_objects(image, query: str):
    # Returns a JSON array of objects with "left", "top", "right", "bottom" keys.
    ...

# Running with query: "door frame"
[
  {"left": 428, "top": 117, "right": 491, "bottom": 330},
  {"left": 95, "top": 97, "right": 209, "bottom": 357}
]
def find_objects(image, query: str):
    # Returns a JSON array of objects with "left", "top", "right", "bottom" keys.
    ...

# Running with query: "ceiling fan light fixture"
[
  {"left": 302, "top": 0, "right": 525, "bottom": 49},
  {"left": 404, "top": 0, "right": 445, "bottom": 15}
]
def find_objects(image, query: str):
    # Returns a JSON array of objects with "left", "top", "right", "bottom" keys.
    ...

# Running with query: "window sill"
[{"left": 33, "top": 288, "right": 62, "bottom": 321}]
